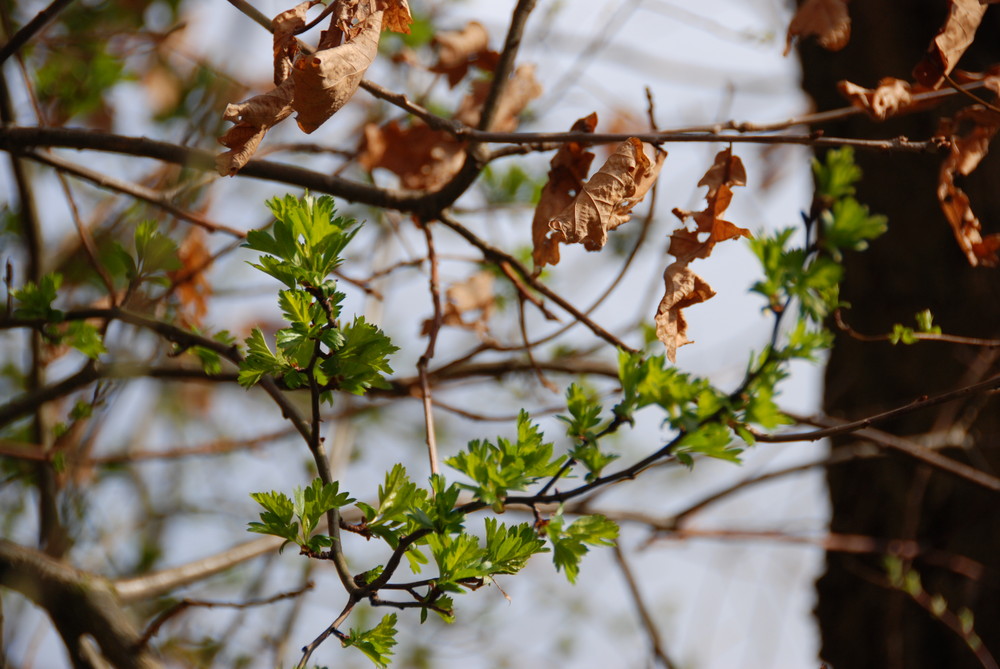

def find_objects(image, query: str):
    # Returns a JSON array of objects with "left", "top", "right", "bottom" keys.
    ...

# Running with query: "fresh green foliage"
[
  {"left": 248, "top": 479, "right": 354, "bottom": 552},
  {"left": 238, "top": 195, "right": 397, "bottom": 398},
  {"left": 112, "top": 220, "right": 182, "bottom": 286},
  {"left": 890, "top": 308, "right": 943, "bottom": 345},
  {"left": 812, "top": 146, "right": 861, "bottom": 201},
  {"left": 560, "top": 384, "right": 618, "bottom": 481},
  {"left": 12, "top": 273, "right": 63, "bottom": 321},
  {"left": 342, "top": 614, "right": 398, "bottom": 669},
  {"left": 447, "top": 411, "right": 567, "bottom": 510},
  {"left": 545, "top": 511, "right": 618, "bottom": 584}
]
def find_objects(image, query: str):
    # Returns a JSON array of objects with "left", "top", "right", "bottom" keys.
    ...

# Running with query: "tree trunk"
[{"left": 799, "top": 3, "right": 1000, "bottom": 668}]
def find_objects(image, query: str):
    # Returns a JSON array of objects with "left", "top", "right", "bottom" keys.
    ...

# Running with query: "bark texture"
[{"left": 800, "top": 2, "right": 1000, "bottom": 668}]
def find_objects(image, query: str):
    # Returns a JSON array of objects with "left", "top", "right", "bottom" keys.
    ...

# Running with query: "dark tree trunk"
[{"left": 799, "top": 2, "right": 1000, "bottom": 668}]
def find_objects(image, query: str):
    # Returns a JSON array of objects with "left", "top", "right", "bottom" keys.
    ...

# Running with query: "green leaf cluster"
[
  {"left": 560, "top": 384, "right": 618, "bottom": 481},
  {"left": 447, "top": 411, "right": 566, "bottom": 510},
  {"left": 425, "top": 517, "right": 548, "bottom": 591},
  {"left": 890, "top": 309, "right": 942, "bottom": 345},
  {"left": 11, "top": 274, "right": 107, "bottom": 359},
  {"left": 545, "top": 512, "right": 618, "bottom": 584},
  {"left": 343, "top": 614, "right": 398, "bottom": 669},
  {"left": 237, "top": 195, "right": 397, "bottom": 398},
  {"left": 248, "top": 479, "right": 354, "bottom": 553},
  {"left": 112, "top": 221, "right": 182, "bottom": 286}
]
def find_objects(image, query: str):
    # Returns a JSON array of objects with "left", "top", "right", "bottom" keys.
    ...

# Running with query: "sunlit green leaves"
[
  {"left": 248, "top": 479, "right": 354, "bottom": 553},
  {"left": 447, "top": 411, "right": 566, "bottom": 509},
  {"left": 343, "top": 614, "right": 398, "bottom": 669},
  {"left": 319, "top": 317, "right": 398, "bottom": 395},
  {"left": 545, "top": 512, "right": 618, "bottom": 584},
  {"left": 813, "top": 146, "right": 861, "bottom": 201},
  {"left": 12, "top": 273, "right": 63, "bottom": 321},
  {"left": 245, "top": 194, "right": 359, "bottom": 289}
]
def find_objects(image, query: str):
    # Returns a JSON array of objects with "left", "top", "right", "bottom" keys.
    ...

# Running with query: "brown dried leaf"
[
  {"left": 422, "top": 270, "right": 495, "bottom": 334},
  {"left": 784, "top": 0, "right": 850, "bottom": 56},
  {"left": 273, "top": 1, "right": 319, "bottom": 85},
  {"left": 654, "top": 263, "right": 716, "bottom": 363},
  {"left": 292, "top": 10, "right": 382, "bottom": 133},
  {"left": 378, "top": 0, "right": 412, "bottom": 33},
  {"left": 430, "top": 21, "right": 499, "bottom": 88},
  {"left": 548, "top": 138, "right": 665, "bottom": 252},
  {"left": 670, "top": 148, "right": 751, "bottom": 263},
  {"left": 216, "top": 79, "right": 295, "bottom": 176},
  {"left": 531, "top": 113, "right": 598, "bottom": 268},
  {"left": 937, "top": 106, "right": 1000, "bottom": 266},
  {"left": 455, "top": 64, "right": 542, "bottom": 132},
  {"left": 837, "top": 77, "right": 914, "bottom": 120},
  {"left": 169, "top": 227, "right": 213, "bottom": 327},
  {"left": 359, "top": 120, "right": 466, "bottom": 191},
  {"left": 914, "top": 0, "right": 988, "bottom": 88}
]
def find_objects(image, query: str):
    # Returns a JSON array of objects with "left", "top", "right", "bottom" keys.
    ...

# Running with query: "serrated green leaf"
[
  {"left": 546, "top": 513, "right": 618, "bottom": 584},
  {"left": 12, "top": 273, "right": 64, "bottom": 321},
  {"left": 447, "top": 411, "right": 565, "bottom": 507},
  {"left": 64, "top": 321, "right": 106, "bottom": 359},
  {"left": 482, "top": 517, "right": 547, "bottom": 575},
  {"left": 343, "top": 613, "right": 397, "bottom": 669},
  {"left": 320, "top": 316, "right": 398, "bottom": 396}
]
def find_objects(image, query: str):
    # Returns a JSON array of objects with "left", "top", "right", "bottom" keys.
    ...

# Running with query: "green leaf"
[
  {"left": 12, "top": 273, "right": 64, "bottom": 321},
  {"left": 446, "top": 411, "right": 566, "bottom": 508},
  {"left": 675, "top": 422, "right": 743, "bottom": 464},
  {"left": 64, "top": 321, "right": 106, "bottom": 359},
  {"left": 370, "top": 464, "right": 426, "bottom": 527},
  {"left": 134, "top": 220, "right": 181, "bottom": 276},
  {"left": 293, "top": 478, "right": 354, "bottom": 540},
  {"left": 482, "top": 517, "right": 547, "bottom": 575},
  {"left": 320, "top": 317, "right": 398, "bottom": 396},
  {"left": 821, "top": 196, "right": 887, "bottom": 256},
  {"left": 247, "top": 490, "right": 298, "bottom": 543},
  {"left": 426, "top": 531, "right": 486, "bottom": 587},
  {"left": 813, "top": 146, "right": 861, "bottom": 201},
  {"left": 238, "top": 329, "right": 289, "bottom": 387},
  {"left": 914, "top": 309, "right": 941, "bottom": 335},
  {"left": 343, "top": 614, "right": 397, "bottom": 669},
  {"left": 546, "top": 513, "right": 618, "bottom": 584}
]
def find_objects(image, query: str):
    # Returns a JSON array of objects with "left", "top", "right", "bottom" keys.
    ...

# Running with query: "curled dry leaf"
[
  {"left": 531, "top": 113, "right": 598, "bottom": 268},
  {"left": 548, "top": 137, "right": 665, "bottom": 253},
  {"left": 913, "top": 0, "right": 988, "bottom": 88},
  {"left": 657, "top": 148, "right": 750, "bottom": 361},
  {"left": 655, "top": 263, "right": 716, "bottom": 363},
  {"left": 359, "top": 120, "right": 465, "bottom": 191},
  {"left": 273, "top": 0, "right": 319, "bottom": 85},
  {"left": 422, "top": 270, "right": 496, "bottom": 335},
  {"left": 455, "top": 64, "right": 542, "bottom": 132},
  {"left": 784, "top": 0, "right": 850, "bottom": 57},
  {"left": 359, "top": 63, "right": 540, "bottom": 191},
  {"left": 670, "top": 148, "right": 751, "bottom": 263},
  {"left": 217, "top": 80, "right": 295, "bottom": 176},
  {"left": 293, "top": 11, "right": 383, "bottom": 133},
  {"left": 838, "top": 78, "right": 915, "bottom": 121},
  {"left": 169, "top": 227, "right": 213, "bottom": 327},
  {"left": 937, "top": 106, "right": 1000, "bottom": 266},
  {"left": 431, "top": 21, "right": 500, "bottom": 88}
]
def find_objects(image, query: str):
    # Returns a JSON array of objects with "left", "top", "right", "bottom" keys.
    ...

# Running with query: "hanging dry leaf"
[
  {"left": 217, "top": 80, "right": 295, "bottom": 176},
  {"left": 422, "top": 270, "right": 496, "bottom": 334},
  {"left": 784, "top": 0, "right": 850, "bottom": 56},
  {"left": 359, "top": 120, "right": 466, "bottom": 191},
  {"left": 455, "top": 64, "right": 542, "bottom": 132},
  {"left": 430, "top": 21, "right": 500, "bottom": 88},
  {"left": 293, "top": 10, "right": 382, "bottom": 133},
  {"left": 913, "top": 0, "right": 988, "bottom": 88},
  {"left": 837, "top": 77, "right": 916, "bottom": 120},
  {"left": 670, "top": 148, "right": 751, "bottom": 263},
  {"left": 273, "top": 1, "right": 319, "bottom": 84},
  {"left": 937, "top": 106, "right": 1000, "bottom": 266},
  {"left": 654, "top": 263, "right": 716, "bottom": 363},
  {"left": 531, "top": 113, "right": 598, "bottom": 268},
  {"left": 169, "top": 227, "right": 213, "bottom": 327},
  {"left": 548, "top": 138, "right": 665, "bottom": 252}
]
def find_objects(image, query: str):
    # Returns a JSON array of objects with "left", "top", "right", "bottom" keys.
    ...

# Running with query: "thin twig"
[
  {"left": 417, "top": 221, "right": 442, "bottom": 474},
  {"left": 613, "top": 543, "right": 677, "bottom": 669},
  {"left": 136, "top": 581, "right": 314, "bottom": 649},
  {"left": 0, "top": 0, "right": 76, "bottom": 65}
]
